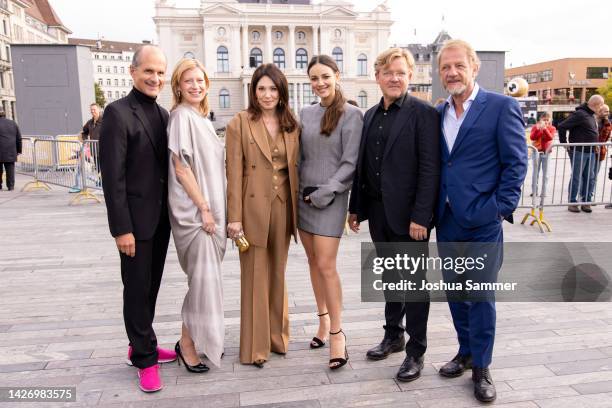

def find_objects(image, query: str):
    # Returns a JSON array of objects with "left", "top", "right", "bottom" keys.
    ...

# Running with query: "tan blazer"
[{"left": 226, "top": 111, "right": 299, "bottom": 247}]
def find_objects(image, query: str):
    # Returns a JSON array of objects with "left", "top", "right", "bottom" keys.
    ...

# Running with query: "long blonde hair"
[{"left": 170, "top": 58, "right": 210, "bottom": 115}]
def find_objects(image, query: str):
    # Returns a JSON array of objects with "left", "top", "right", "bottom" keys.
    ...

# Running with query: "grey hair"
[{"left": 131, "top": 44, "right": 164, "bottom": 67}]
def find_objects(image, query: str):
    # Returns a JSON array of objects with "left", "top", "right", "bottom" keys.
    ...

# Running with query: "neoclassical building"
[{"left": 154, "top": 0, "right": 393, "bottom": 127}]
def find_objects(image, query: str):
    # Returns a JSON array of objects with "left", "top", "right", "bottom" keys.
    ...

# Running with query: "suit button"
[
  {"left": 251, "top": 165, "right": 256, "bottom": 169},
  {"left": 448, "top": 162, "right": 452, "bottom": 167},
  {"left": 160, "top": 178, "right": 164, "bottom": 183},
  {"left": 250, "top": 194, "right": 255, "bottom": 197}
]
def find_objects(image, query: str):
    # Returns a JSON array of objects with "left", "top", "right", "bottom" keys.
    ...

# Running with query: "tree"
[
  {"left": 597, "top": 77, "right": 612, "bottom": 108},
  {"left": 94, "top": 82, "right": 106, "bottom": 108}
]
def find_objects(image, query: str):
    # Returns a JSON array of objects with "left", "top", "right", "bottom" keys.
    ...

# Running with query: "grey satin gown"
[{"left": 167, "top": 104, "right": 226, "bottom": 367}]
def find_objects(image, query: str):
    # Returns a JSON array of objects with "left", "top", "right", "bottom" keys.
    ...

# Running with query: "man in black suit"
[
  {"left": 348, "top": 47, "right": 440, "bottom": 382},
  {"left": 99, "top": 45, "right": 175, "bottom": 393}
]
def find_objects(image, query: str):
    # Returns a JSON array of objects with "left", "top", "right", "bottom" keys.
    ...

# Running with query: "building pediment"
[
  {"left": 200, "top": 3, "right": 241, "bottom": 16},
  {"left": 320, "top": 6, "right": 358, "bottom": 18}
]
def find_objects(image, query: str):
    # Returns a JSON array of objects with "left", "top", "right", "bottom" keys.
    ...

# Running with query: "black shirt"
[
  {"left": 132, "top": 87, "right": 167, "bottom": 161},
  {"left": 363, "top": 93, "right": 406, "bottom": 199},
  {"left": 82, "top": 116, "right": 103, "bottom": 141}
]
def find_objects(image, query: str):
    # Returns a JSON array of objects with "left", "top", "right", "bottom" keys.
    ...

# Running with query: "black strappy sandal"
[
  {"left": 329, "top": 329, "right": 349, "bottom": 370},
  {"left": 310, "top": 312, "right": 329, "bottom": 349}
]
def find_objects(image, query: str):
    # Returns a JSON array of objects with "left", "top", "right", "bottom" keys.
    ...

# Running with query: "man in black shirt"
[
  {"left": 348, "top": 48, "right": 440, "bottom": 383},
  {"left": 0, "top": 108, "right": 22, "bottom": 191},
  {"left": 99, "top": 45, "right": 175, "bottom": 392}
]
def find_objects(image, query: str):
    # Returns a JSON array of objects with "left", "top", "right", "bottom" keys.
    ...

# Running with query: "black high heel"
[
  {"left": 310, "top": 312, "right": 329, "bottom": 349},
  {"left": 253, "top": 359, "right": 265, "bottom": 368},
  {"left": 175, "top": 341, "right": 209, "bottom": 373},
  {"left": 329, "top": 329, "right": 349, "bottom": 370}
]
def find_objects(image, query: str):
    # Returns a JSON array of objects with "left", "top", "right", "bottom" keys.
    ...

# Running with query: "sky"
[{"left": 50, "top": 0, "right": 611, "bottom": 68}]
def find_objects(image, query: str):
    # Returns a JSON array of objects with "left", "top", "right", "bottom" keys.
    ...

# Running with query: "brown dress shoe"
[
  {"left": 567, "top": 205, "right": 580, "bottom": 213},
  {"left": 581, "top": 205, "right": 592, "bottom": 213}
]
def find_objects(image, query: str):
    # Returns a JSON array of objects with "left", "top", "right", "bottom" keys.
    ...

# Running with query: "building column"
[
  {"left": 346, "top": 26, "right": 354, "bottom": 77},
  {"left": 265, "top": 24, "right": 273, "bottom": 63},
  {"left": 312, "top": 25, "right": 319, "bottom": 55},
  {"left": 241, "top": 23, "right": 249, "bottom": 69},
  {"left": 288, "top": 24, "right": 296, "bottom": 71},
  {"left": 231, "top": 24, "right": 241, "bottom": 74},
  {"left": 243, "top": 82, "right": 249, "bottom": 109},
  {"left": 297, "top": 81, "right": 302, "bottom": 112}
]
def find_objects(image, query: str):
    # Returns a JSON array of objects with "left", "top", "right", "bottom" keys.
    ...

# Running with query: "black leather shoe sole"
[
  {"left": 474, "top": 390, "right": 496, "bottom": 403},
  {"left": 366, "top": 343, "right": 405, "bottom": 361},
  {"left": 439, "top": 367, "right": 468, "bottom": 378},
  {"left": 396, "top": 370, "right": 421, "bottom": 382}
]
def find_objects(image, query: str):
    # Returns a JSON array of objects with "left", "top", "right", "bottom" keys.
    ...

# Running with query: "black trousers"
[
  {"left": 0, "top": 162, "right": 15, "bottom": 189},
  {"left": 120, "top": 212, "right": 171, "bottom": 368},
  {"left": 367, "top": 198, "right": 430, "bottom": 358}
]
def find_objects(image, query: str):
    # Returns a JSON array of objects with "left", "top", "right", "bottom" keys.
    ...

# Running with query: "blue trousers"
[
  {"left": 436, "top": 204, "right": 503, "bottom": 368},
  {"left": 568, "top": 149, "right": 596, "bottom": 203}
]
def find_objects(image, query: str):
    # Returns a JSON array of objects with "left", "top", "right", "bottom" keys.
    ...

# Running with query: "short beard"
[{"left": 444, "top": 83, "right": 467, "bottom": 96}]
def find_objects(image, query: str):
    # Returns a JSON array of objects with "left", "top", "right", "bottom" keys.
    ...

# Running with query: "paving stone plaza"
[{"left": 2, "top": 173, "right": 612, "bottom": 407}]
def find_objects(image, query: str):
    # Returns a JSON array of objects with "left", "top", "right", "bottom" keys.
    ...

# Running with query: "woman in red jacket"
[{"left": 529, "top": 112, "right": 555, "bottom": 199}]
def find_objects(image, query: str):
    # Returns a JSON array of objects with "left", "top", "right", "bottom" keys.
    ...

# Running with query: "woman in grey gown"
[
  {"left": 299, "top": 55, "right": 363, "bottom": 369},
  {"left": 167, "top": 58, "right": 226, "bottom": 372}
]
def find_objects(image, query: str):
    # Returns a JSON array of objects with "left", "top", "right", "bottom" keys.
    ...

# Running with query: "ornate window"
[
  {"left": 275, "top": 30, "right": 283, "bottom": 40},
  {"left": 252, "top": 30, "right": 260, "bottom": 41},
  {"left": 297, "top": 31, "right": 305, "bottom": 41},
  {"left": 358, "top": 90, "right": 367, "bottom": 108},
  {"left": 250, "top": 48, "right": 263, "bottom": 68},
  {"left": 217, "top": 46, "right": 229, "bottom": 73},
  {"left": 334, "top": 29, "right": 342, "bottom": 39},
  {"left": 217, "top": 26, "right": 226, "bottom": 36},
  {"left": 332, "top": 47, "right": 343, "bottom": 72},
  {"left": 183, "top": 51, "right": 195, "bottom": 59},
  {"left": 357, "top": 54, "right": 367, "bottom": 76},
  {"left": 219, "top": 88, "right": 230, "bottom": 109},
  {"left": 296, "top": 48, "right": 308, "bottom": 70},
  {"left": 273, "top": 48, "right": 285, "bottom": 69}
]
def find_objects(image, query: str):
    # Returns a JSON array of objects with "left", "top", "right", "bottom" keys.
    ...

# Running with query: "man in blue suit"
[{"left": 434, "top": 40, "right": 527, "bottom": 403}]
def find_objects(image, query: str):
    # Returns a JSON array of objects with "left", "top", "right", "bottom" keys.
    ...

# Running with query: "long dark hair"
[
  {"left": 247, "top": 63, "right": 298, "bottom": 133},
  {"left": 307, "top": 55, "right": 346, "bottom": 136}
]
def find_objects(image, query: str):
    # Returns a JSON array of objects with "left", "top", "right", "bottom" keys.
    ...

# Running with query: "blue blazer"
[{"left": 435, "top": 87, "right": 527, "bottom": 229}]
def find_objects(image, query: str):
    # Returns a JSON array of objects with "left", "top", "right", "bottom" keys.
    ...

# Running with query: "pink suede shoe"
[
  {"left": 126, "top": 346, "right": 178, "bottom": 366},
  {"left": 137, "top": 364, "right": 163, "bottom": 393}
]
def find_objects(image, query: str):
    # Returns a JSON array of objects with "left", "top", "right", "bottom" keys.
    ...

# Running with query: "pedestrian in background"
[{"left": 0, "top": 108, "right": 22, "bottom": 191}]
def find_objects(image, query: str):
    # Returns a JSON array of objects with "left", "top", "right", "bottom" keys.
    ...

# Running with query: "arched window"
[
  {"left": 357, "top": 54, "right": 367, "bottom": 76},
  {"left": 273, "top": 48, "right": 285, "bottom": 69},
  {"left": 219, "top": 88, "right": 230, "bottom": 109},
  {"left": 183, "top": 51, "right": 195, "bottom": 59},
  {"left": 358, "top": 90, "right": 367, "bottom": 108},
  {"left": 296, "top": 48, "right": 308, "bottom": 70},
  {"left": 249, "top": 48, "right": 262, "bottom": 68},
  {"left": 217, "top": 46, "right": 229, "bottom": 73},
  {"left": 332, "top": 47, "right": 343, "bottom": 72}
]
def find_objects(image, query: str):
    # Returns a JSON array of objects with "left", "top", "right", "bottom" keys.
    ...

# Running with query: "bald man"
[
  {"left": 558, "top": 94, "right": 605, "bottom": 212},
  {"left": 99, "top": 45, "right": 175, "bottom": 392}
]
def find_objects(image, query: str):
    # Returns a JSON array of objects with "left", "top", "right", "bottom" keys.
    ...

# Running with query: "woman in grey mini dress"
[
  {"left": 167, "top": 58, "right": 226, "bottom": 373},
  {"left": 299, "top": 55, "right": 363, "bottom": 369}
]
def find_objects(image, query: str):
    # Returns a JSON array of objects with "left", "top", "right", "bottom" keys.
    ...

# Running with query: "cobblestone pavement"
[{"left": 2, "top": 174, "right": 612, "bottom": 407}]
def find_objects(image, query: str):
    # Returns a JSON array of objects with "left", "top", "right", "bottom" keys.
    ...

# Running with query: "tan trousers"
[{"left": 239, "top": 195, "right": 291, "bottom": 364}]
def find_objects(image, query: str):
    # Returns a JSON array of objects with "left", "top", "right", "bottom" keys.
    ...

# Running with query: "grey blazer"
[{"left": 298, "top": 102, "right": 363, "bottom": 237}]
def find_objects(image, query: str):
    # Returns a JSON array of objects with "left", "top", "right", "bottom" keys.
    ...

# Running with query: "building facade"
[
  {"left": 68, "top": 38, "right": 152, "bottom": 105},
  {"left": 154, "top": 0, "right": 393, "bottom": 127},
  {"left": 505, "top": 58, "right": 612, "bottom": 118}
]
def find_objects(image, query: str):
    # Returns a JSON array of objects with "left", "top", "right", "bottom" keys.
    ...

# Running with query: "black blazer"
[
  {"left": 348, "top": 94, "right": 440, "bottom": 235},
  {"left": 99, "top": 90, "right": 169, "bottom": 240}
]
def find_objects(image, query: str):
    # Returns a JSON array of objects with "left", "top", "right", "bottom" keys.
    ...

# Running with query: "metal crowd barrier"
[
  {"left": 16, "top": 136, "right": 101, "bottom": 205},
  {"left": 520, "top": 142, "right": 612, "bottom": 233}
]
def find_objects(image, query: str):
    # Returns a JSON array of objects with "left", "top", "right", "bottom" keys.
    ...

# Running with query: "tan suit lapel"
[
  {"left": 282, "top": 130, "right": 296, "bottom": 164},
  {"left": 247, "top": 116, "right": 272, "bottom": 163}
]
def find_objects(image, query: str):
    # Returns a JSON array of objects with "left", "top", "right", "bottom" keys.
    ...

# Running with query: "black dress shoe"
[
  {"left": 365, "top": 336, "right": 405, "bottom": 361},
  {"left": 396, "top": 355, "right": 424, "bottom": 382},
  {"left": 439, "top": 353, "right": 472, "bottom": 378},
  {"left": 472, "top": 367, "right": 496, "bottom": 403}
]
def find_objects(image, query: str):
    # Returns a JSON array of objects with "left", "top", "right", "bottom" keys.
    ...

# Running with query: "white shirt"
[{"left": 442, "top": 83, "right": 480, "bottom": 153}]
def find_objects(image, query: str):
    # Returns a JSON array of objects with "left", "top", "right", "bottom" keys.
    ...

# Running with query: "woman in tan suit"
[{"left": 226, "top": 63, "right": 299, "bottom": 367}]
